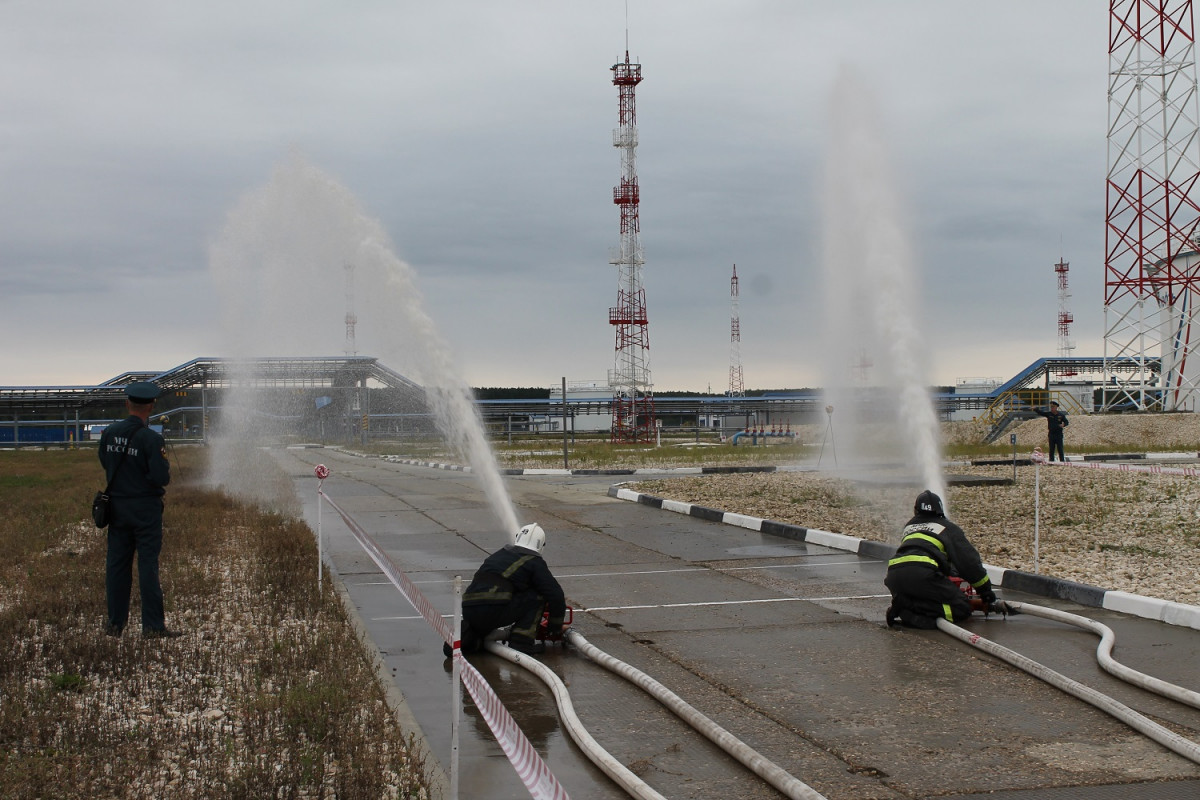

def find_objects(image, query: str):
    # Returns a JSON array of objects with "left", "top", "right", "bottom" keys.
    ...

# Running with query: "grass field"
[{"left": 0, "top": 447, "right": 430, "bottom": 800}]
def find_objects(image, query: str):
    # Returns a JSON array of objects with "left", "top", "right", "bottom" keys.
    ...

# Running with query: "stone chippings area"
[{"left": 630, "top": 414, "right": 1200, "bottom": 607}]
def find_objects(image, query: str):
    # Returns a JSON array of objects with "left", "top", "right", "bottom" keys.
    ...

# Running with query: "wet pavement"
[{"left": 273, "top": 447, "right": 1200, "bottom": 800}]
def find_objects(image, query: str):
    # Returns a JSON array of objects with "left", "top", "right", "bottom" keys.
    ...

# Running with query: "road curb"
[
  {"left": 607, "top": 484, "right": 1200, "bottom": 631},
  {"left": 329, "top": 569, "right": 451, "bottom": 798}
]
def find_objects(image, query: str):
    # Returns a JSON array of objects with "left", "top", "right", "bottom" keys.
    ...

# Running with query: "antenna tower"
[
  {"left": 728, "top": 264, "right": 744, "bottom": 397},
  {"left": 344, "top": 263, "right": 358, "bottom": 356},
  {"left": 608, "top": 50, "right": 655, "bottom": 441},
  {"left": 1055, "top": 258, "right": 1077, "bottom": 369},
  {"left": 1104, "top": 1, "right": 1200, "bottom": 411}
]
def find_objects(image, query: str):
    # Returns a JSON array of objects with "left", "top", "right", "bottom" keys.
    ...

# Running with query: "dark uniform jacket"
[
  {"left": 463, "top": 544, "right": 566, "bottom": 626},
  {"left": 1034, "top": 407, "right": 1069, "bottom": 435},
  {"left": 98, "top": 416, "right": 170, "bottom": 527},
  {"left": 888, "top": 513, "right": 992, "bottom": 593}
]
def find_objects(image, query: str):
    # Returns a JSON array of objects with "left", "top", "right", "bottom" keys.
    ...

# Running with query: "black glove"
[
  {"left": 978, "top": 587, "right": 997, "bottom": 606},
  {"left": 546, "top": 623, "right": 563, "bottom": 639}
]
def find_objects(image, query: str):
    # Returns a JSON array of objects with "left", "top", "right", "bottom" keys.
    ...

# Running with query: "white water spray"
[
  {"left": 819, "top": 66, "right": 945, "bottom": 504},
  {"left": 207, "top": 152, "right": 520, "bottom": 537}
]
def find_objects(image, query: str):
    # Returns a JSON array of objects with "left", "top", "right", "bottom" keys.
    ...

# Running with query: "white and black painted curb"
[{"left": 607, "top": 484, "right": 1200, "bottom": 632}]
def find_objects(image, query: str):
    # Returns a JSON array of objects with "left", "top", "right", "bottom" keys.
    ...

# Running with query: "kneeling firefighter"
[
  {"left": 885, "top": 490, "right": 1007, "bottom": 629},
  {"left": 451, "top": 523, "right": 566, "bottom": 656}
]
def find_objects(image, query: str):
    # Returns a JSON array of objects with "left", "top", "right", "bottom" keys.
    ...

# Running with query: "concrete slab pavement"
[{"left": 275, "top": 446, "right": 1200, "bottom": 800}]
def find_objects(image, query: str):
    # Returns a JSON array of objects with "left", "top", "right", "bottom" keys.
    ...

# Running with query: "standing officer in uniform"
[
  {"left": 1034, "top": 400, "right": 1069, "bottom": 461},
  {"left": 98, "top": 381, "right": 180, "bottom": 639},
  {"left": 885, "top": 490, "right": 1006, "bottom": 630},
  {"left": 448, "top": 523, "right": 566, "bottom": 656}
]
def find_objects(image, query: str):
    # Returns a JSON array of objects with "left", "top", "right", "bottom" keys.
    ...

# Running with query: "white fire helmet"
[{"left": 514, "top": 523, "right": 547, "bottom": 553}]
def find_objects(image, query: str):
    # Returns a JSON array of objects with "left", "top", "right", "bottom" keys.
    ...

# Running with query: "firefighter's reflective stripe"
[
  {"left": 970, "top": 575, "right": 991, "bottom": 588},
  {"left": 942, "top": 603, "right": 954, "bottom": 621},
  {"left": 901, "top": 531, "right": 946, "bottom": 552},
  {"left": 887, "top": 554, "right": 940, "bottom": 569},
  {"left": 502, "top": 555, "right": 534, "bottom": 578},
  {"left": 463, "top": 554, "right": 540, "bottom": 604}
]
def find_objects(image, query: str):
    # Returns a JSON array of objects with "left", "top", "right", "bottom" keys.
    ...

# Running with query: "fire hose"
[
  {"left": 488, "top": 626, "right": 827, "bottom": 800},
  {"left": 483, "top": 640, "right": 670, "bottom": 800},
  {"left": 937, "top": 603, "right": 1200, "bottom": 765},
  {"left": 1009, "top": 601, "right": 1200, "bottom": 710},
  {"left": 564, "top": 629, "right": 828, "bottom": 800}
]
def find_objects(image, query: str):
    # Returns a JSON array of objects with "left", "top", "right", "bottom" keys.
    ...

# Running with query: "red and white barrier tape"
[
  {"left": 319, "top": 487, "right": 454, "bottom": 644},
  {"left": 457, "top": 652, "right": 571, "bottom": 800},
  {"left": 1031, "top": 448, "right": 1200, "bottom": 477},
  {"left": 317, "top": 473, "right": 570, "bottom": 799}
]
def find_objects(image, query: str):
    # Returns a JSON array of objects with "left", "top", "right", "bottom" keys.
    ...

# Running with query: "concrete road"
[{"left": 273, "top": 446, "right": 1200, "bottom": 800}]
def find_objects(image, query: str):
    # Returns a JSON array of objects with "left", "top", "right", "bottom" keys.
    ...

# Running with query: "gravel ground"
[{"left": 629, "top": 414, "right": 1200, "bottom": 607}]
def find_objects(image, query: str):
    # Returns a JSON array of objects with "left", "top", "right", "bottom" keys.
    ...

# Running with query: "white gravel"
[{"left": 629, "top": 414, "right": 1200, "bottom": 607}]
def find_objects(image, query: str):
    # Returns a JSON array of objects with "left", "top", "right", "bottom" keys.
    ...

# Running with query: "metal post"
[
  {"left": 1011, "top": 433, "right": 1018, "bottom": 483},
  {"left": 562, "top": 377, "right": 569, "bottom": 469},
  {"left": 317, "top": 487, "right": 324, "bottom": 591},
  {"left": 451, "top": 575, "right": 462, "bottom": 800},
  {"left": 1034, "top": 459, "right": 1041, "bottom": 574}
]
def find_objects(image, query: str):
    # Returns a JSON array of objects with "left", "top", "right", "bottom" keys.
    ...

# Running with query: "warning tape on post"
[
  {"left": 1031, "top": 449, "right": 1200, "bottom": 477},
  {"left": 319, "top": 488, "right": 453, "bottom": 643},
  {"left": 316, "top": 476, "right": 571, "bottom": 800}
]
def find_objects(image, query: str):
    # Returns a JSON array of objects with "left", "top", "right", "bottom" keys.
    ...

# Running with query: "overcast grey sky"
[{"left": 1, "top": 1, "right": 1108, "bottom": 391}]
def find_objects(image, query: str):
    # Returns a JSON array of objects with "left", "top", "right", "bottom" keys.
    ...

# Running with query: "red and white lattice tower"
[
  {"left": 1104, "top": 1, "right": 1200, "bottom": 411},
  {"left": 608, "top": 51, "right": 656, "bottom": 441},
  {"left": 728, "top": 264, "right": 745, "bottom": 398},
  {"left": 1055, "top": 259, "right": 1077, "bottom": 366}
]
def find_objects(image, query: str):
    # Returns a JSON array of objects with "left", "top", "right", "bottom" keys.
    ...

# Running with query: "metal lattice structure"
[
  {"left": 344, "top": 263, "right": 358, "bottom": 356},
  {"left": 1055, "top": 259, "right": 1078, "bottom": 375},
  {"left": 728, "top": 264, "right": 745, "bottom": 398},
  {"left": 1104, "top": 1, "right": 1200, "bottom": 411},
  {"left": 608, "top": 51, "right": 656, "bottom": 441}
]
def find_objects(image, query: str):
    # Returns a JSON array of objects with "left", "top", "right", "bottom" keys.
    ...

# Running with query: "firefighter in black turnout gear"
[
  {"left": 884, "top": 490, "right": 999, "bottom": 630},
  {"left": 452, "top": 523, "right": 566, "bottom": 656}
]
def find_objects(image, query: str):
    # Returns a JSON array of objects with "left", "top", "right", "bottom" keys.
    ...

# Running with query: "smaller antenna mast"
[
  {"left": 344, "top": 263, "right": 358, "bottom": 356},
  {"left": 728, "top": 264, "right": 744, "bottom": 398}
]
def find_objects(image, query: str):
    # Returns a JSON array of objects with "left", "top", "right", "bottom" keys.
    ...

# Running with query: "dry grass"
[{"left": 0, "top": 447, "right": 430, "bottom": 800}]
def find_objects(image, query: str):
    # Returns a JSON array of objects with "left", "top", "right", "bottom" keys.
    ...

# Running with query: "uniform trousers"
[
  {"left": 884, "top": 563, "right": 972, "bottom": 629},
  {"left": 462, "top": 592, "right": 546, "bottom": 651},
  {"left": 106, "top": 499, "right": 166, "bottom": 632}
]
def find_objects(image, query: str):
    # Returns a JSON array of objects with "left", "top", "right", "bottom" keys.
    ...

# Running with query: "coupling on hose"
[{"left": 968, "top": 596, "right": 1021, "bottom": 617}]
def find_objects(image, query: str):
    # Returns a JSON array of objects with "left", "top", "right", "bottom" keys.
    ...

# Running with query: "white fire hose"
[
  {"left": 483, "top": 640, "right": 670, "bottom": 800},
  {"left": 937, "top": 605, "right": 1200, "bottom": 765},
  {"left": 565, "top": 629, "right": 828, "bottom": 800},
  {"left": 487, "top": 630, "right": 828, "bottom": 800},
  {"left": 1010, "top": 601, "right": 1200, "bottom": 710}
]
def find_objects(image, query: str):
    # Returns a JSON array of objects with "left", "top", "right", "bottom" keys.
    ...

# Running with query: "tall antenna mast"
[
  {"left": 1055, "top": 258, "right": 1076, "bottom": 360},
  {"left": 607, "top": 47, "right": 655, "bottom": 442},
  {"left": 728, "top": 264, "right": 744, "bottom": 397},
  {"left": 344, "top": 262, "right": 358, "bottom": 356},
  {"left": 1103, "top": 1, "right": 1200, "bottom": 411}
]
